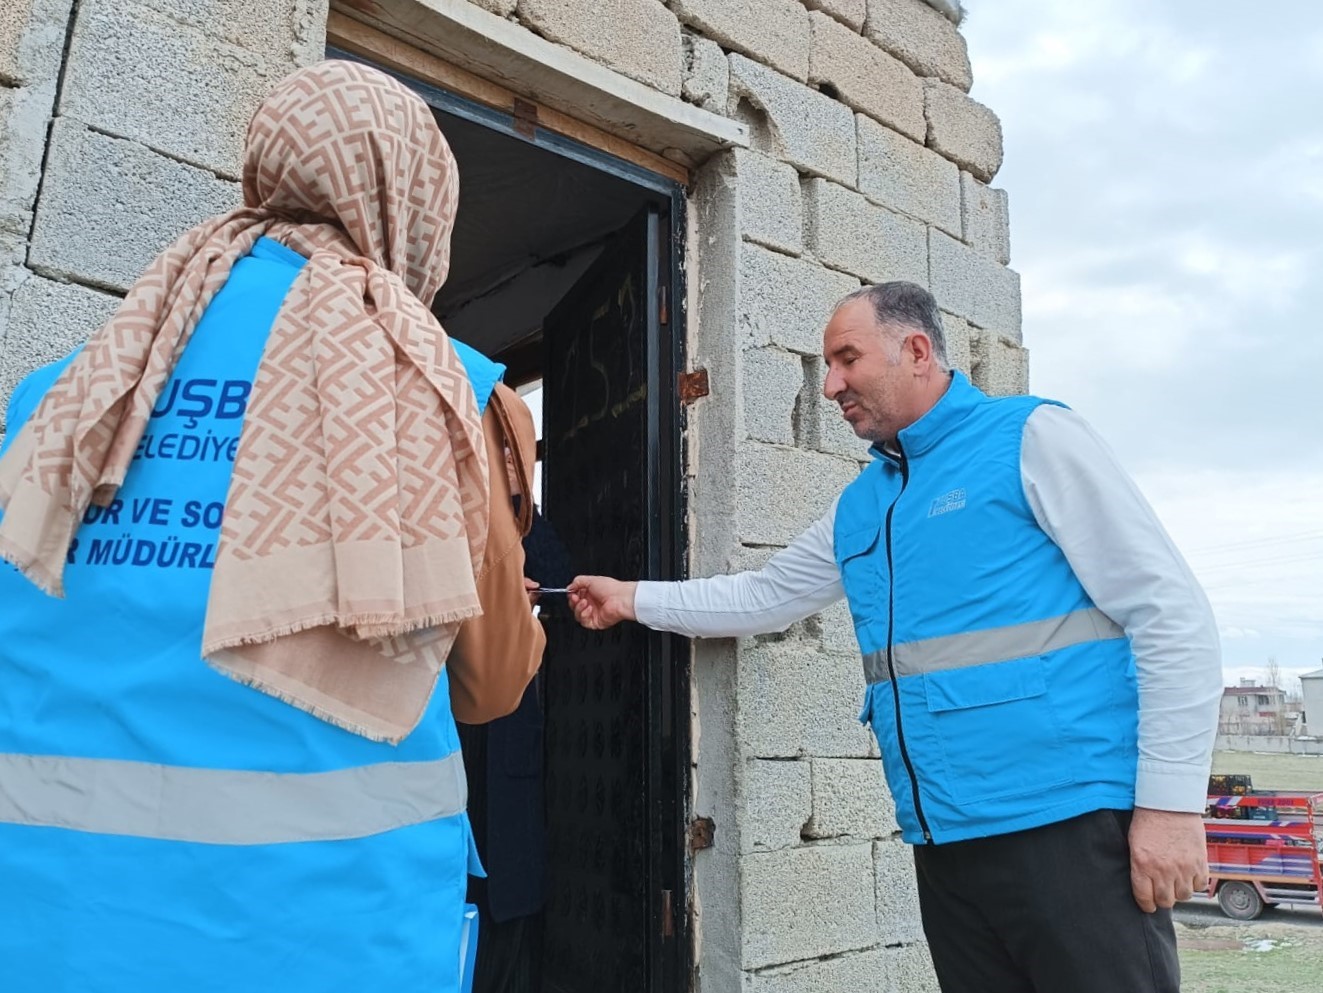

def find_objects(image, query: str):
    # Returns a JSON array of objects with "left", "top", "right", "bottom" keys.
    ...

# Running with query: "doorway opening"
[{"left": 329, "top": 51, "right": 692, "bottom": 993}]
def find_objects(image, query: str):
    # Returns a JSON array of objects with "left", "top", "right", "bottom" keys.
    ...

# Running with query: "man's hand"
[
  {"left": 1129, "top": 807, "right": 1208, "bottom": 913},
  {"left": 524, "top": 577, "right": 541, "bottom": 607},
  {"left": 568, "top": 576, "right": 638, "bottom": 630}
]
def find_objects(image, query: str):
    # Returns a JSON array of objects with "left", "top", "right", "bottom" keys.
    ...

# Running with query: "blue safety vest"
[
  {"left": 835, "top": 372, "right": 1139, "bottom": 845},
  {"left": 0, "top": 237, "right": 499, "bottom": 992}
]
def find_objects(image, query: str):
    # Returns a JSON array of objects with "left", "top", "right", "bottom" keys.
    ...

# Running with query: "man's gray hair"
[{"left": 837, "top": 282, "right": 950, "bottom": 369}]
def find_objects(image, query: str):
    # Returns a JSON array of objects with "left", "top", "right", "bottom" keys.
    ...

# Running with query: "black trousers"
[
  {"left": 472, "top": 911, "right": 542, "bottom": 993},
  {"left": 913, "top": 809, "right": 1180, "bottom": 993}
]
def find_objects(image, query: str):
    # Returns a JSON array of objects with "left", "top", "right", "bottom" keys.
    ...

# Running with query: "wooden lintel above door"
[{"left": 327, "top": 9, "right": 700, "bottom": 186}]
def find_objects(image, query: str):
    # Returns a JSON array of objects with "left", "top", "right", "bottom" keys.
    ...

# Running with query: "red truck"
[{"left": 1202, "top": 776, "right": 1323, "bottom": 920}]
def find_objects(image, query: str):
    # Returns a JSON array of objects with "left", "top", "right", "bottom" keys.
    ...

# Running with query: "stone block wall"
[
  {"left": 675, "top": 3, "right": 1021, "bottom": 990},
  {"left": 0, "top": 0, "right": 324, "bottom": 429},
  {"left": 0, "top": 2, "right": 1023, "bottom": 989}
]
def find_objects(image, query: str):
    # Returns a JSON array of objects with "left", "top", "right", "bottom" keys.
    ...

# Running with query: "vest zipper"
[{"left": 885, "top": 444, "right": 932, "bottom": 844}]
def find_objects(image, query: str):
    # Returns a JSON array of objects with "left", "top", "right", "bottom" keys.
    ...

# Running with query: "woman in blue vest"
[{"left": 0, "top": 61, "right": 507, "bottom": 992}]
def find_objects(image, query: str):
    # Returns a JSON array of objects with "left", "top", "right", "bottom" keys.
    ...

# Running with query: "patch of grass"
[
  {"left": 1211, "top": 750, "right": 1323, "bottom": 792},
  {"left": 1179, "top": 922, "right": 1323, "bottom": 993}
]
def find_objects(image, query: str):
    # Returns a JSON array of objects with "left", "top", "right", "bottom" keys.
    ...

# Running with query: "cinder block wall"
[
  {"left": 0, "top": 0, "right": 324, "bottom": 423},
  {"left": 0, "top": 2, "right": 1024, "bottom": 990}
]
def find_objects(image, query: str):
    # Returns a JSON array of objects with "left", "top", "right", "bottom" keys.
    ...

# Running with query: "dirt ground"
[
  {"left": 1178, "top": 915, "right": 1323, "bottom": 993},
  {"left": 1178, "top": 749, "right": 1323, "bottom": 992}
]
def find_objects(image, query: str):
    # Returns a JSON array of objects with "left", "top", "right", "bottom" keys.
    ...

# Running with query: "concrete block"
[
  {"left": 744, "top": 758, "right": 812, "bottom": 852},
  {"left": 128, "top": 0, "right": 313, "bottom": 63},
  {"left": 808, "top": 11, "right": 924, "bottom": 143},
  {"left": 970, "top": 331, "right": 1029, "bottom": 397},
  {"left": 739, "top": 243, "right": 858, "bottom": 354},
  {"left": 472, "top": 0, "right": 518, "bottom": 15},
  {"left": 29, "top": 121, "right": 239, "bottom": 294},
  {"left": 0, "top": 0, "right": 71, "bottom": 87},
  {"left": 734, "top": 441, "right": 860, "bottom": 547},
  {"left": 807, "top": 758, "right": 896, "bottom": 840},
  {"left": 874, "top": 839, "right": 924, "bottom": 944},
  {"left": 803, "top": 178, "right": 927, "bottom": 285},
  {"left": 0, "top": 228, "right": 25, "bottom": 268},
  {"left": 864, "top": 0, "right": 972, "bottom": 91},
  {"left": 800, "top": 354, "right": 869, "bottom": 460},
  {"left": 727, "top": 543, "right": 778, "bottom": 573},
  {"left": 736, "top": 638, "right": 875, "bottom": 758},
  {"left": 519, "top": 0, "right": 682, "bottom": 95},
  {"left": 923, "top": 79, "right": 1003, "bottom": 182},
  {"left": 682, "top": 31, "right": 728, "bottom": 110},
  {"left": 748, "top": 945, "right": 938, "bottom": 993},
  {"left": 856, "top": 114, "right": 959, "bottom": 236},
  {"left": 959, "top": 171, "right": 1010, "bottom": 265},
  {"left": 938, "top": 310, "right": 971, "bottom": 375},
  {"left": 61, "top": 0, "right": 286, "bottom": 178},
  {"left": 0, "top": 79, "right": 52, "bottom": 236},
  {"left": 802, "top": 0, "right": 866, "bottom": 32},
  {"left": 806, "top": 596, "right": 864, "bottom": 658},
  {"left": 733, "top": 148, "right": 802, "bottom": 254},
  {"left": 728, "top": 54, "right": 856, "bottom": 187},
  {"left": 741, "top": 843, "right": 876, "bottom": 968},
  {"left": 671, "top": 0, "right": 809, "bottom": 82},
  {"left": 742, "top": 346, "right": 804, "bottom": 446},
  {"left": 928, "top": 230, "right": 1020, "bottom": 340},
  {"left": 0, "top": 273, "right": 119, "bottom": 425}
]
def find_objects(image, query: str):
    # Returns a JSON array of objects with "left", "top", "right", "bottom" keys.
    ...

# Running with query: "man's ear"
[{"left": 906, "top": 331, "right": 934, "bottom": 370}]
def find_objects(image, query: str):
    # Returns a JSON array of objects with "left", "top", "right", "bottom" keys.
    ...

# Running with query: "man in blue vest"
[{"left": 568, "top": 282, "right": 1222, "bottom": 993}]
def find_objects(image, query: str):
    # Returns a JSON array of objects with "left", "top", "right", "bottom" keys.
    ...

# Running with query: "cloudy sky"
[{"left": 961, "top": 1, "right": 1323, "bottom": 692}]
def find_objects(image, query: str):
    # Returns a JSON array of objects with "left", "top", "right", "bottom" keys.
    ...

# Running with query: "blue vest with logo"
[
  {"left": 0, "top": 238, "right": 500, "bottom": 992},
  {"left": 835, "top": 372, "right": 1139, "bottom": 845}
]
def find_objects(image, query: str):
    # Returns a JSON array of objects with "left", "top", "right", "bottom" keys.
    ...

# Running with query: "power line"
[{"left": 1186, "top": 529, "right": 1323, "bottom": 558}]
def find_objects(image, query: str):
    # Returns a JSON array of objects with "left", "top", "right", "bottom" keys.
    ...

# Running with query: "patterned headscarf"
[{"left": 0, "top": 61, "right": 490, "bottom": 742}]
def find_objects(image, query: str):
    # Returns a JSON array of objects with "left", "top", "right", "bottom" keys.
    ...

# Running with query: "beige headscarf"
[{"left": 0, "top": 61, "right": 489, "bottom": 743}]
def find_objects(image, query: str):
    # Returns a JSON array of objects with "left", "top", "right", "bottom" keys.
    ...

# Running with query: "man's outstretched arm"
[{"left": 570, "top": 504, "right": 845, "bottom": 637}]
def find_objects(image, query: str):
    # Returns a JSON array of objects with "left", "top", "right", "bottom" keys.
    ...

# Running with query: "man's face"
[{"left": 821, "top": 299, "right": 914, "bottom": 444}]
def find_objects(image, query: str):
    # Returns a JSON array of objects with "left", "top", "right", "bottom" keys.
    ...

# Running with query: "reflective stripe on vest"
[
  {"left": 861, "top": 606, "right": 1124, "bottom": 684},
  {"left": 0, "top": 750, "right": 467, "bottom": 845}
]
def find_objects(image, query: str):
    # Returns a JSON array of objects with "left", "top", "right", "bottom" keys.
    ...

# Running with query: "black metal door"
[{"left": 540, "top": 206, "right": 683, "bottom": 992}]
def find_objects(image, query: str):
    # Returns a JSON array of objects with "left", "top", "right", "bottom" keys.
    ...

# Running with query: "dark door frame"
[{"left": 327, "top": 46, "right": 693, "bottom": 993}]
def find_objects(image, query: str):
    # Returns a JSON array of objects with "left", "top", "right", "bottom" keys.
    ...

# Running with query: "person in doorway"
[
  {"left": 457, "top": 439, "right": 574, "bottom": 993},
  {"left": 567, "top": 282, "right": 1222, "bottom": 993},
  {"left": 0, "top": 60, "right": 539, "bottom": 992}
]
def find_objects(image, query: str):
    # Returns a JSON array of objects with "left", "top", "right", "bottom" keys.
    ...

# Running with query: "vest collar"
[{"left": 870, "top": 371, "right": 985, "bottom": 461}]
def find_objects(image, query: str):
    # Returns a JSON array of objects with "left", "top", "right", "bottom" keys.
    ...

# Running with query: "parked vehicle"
[{"left": 1203, "top": 776, "right": 1323, "bottom": 920}]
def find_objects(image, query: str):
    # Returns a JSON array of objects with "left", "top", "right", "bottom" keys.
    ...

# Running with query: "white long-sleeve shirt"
[{"left": 636, "top": 405, "right": 1223, "bottom": 813}]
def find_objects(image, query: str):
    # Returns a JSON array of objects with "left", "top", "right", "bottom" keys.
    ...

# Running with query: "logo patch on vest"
[{"left": 928, "top": 488, "right": 967, "bottom": 518}]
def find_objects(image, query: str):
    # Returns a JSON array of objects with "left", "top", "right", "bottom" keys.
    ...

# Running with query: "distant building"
[
  {"left": 1300, "top": 668, "right": 1323, "bottom": 737},
  {"left": 1220, "top": 678, "right": 1292, "bottom": 735}
]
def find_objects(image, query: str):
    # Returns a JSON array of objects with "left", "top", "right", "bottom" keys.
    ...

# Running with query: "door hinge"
[
  {"left": 678, "top": 368, "right": 709, "bottom": 404},
  {"left": 660, "top": 888, "right": 675, "bottom": 939},
  {"left": 512, "top": 97, "right": 538, "bottom": 139},
  {"left": 688, "top": 815, "right": 715, "bottom": 853}
]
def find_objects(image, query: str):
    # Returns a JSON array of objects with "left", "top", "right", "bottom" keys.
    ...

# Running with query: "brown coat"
[{"left": 447, "top": 383, "right": 546, "bottom": 724}]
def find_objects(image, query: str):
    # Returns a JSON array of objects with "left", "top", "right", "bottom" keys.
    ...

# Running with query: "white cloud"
[{"left": 964, "top": 2, "right": 1323, "bottom": 677}]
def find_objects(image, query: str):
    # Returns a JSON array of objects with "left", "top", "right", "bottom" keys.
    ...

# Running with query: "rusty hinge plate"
[
  {"left": 660, "top": 888, "right": 675, "bottom": 939},
  {"left": 678, "top": 368, "right": 709, "bottom": 404},
  {"left": 512, "top": 98, "right": 538, "bottom": 139},
  {"left": 688, "top": 815, "right": 715, "bottom": 853}
]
